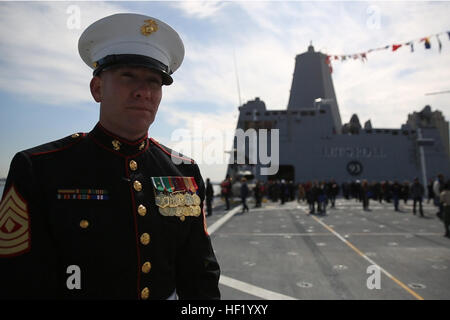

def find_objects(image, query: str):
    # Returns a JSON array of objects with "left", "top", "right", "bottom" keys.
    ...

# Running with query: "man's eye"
[
  {"left": 122, "top": 73, "right": 134, "bottom": 78},
  {"left": 148, "top": 80, "right": 162, "bottom": 88}
]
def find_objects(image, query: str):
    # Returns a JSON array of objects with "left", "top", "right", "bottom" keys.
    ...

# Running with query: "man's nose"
[{"left": 133, "top": 81, "right": 153, "bottom": 99}]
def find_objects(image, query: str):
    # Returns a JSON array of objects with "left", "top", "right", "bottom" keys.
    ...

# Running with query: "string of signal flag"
[{"left": 324, "top": 31, "right": 450, "bottom": 73}]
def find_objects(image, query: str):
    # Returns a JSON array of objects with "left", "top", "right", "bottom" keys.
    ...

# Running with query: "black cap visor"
[{"left": 93, "top": 54, "right": 173, "bottom": 85}]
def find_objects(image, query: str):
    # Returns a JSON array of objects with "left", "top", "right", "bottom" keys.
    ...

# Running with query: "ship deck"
[{"left": 206, "top": 197, "right": 450, "bottom": 300}]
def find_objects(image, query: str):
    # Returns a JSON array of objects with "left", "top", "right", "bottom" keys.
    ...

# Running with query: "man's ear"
[{"left": 90, "top": 76, "right": 102, "bottom": 103}]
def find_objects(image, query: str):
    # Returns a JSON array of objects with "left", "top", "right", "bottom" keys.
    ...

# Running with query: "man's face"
[{"left": 91, "top": 66, "right": 163, "bottom": 139}]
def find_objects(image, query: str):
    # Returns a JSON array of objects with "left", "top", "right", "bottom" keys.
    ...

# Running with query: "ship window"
[
  {"left": 301, "top": 111, "right": 308, "bottom": 116},
  {"left": 273, "top": 112, "right": 278, "bottom": 115},
  {"left": 246, "top": 112, "right": 252, "bottom": 116},
  {"left": 265, "top": 112, "right": 270, "bottom": 116},
  {"left": 392, "top": 131, "right": 398, "bottom": 135},
  {"left": 310, "top": 111, "right": 315, "bottom": 116},
  {"left": 319, "top": 110, "right": 326, "bottom": 114},
  {"left": 366, "top": 130, "right": 372, "bottom": 134},
  {"left": 281, "top": 111, "right": 287, "bottom": 115},
  {"left": 384, "top": 130, "right": 390, "bottom": 134},
  {"left": 255, "top": 112, "right": 260, "bottom": 116},
  {"left": 402, "top": 131, "right": 409, "bottom": 135},
  {"left": 376, "top": 129, "right": 382, "bottom": 133},
  {"left": 244, "top": 121, "right": 273, "bottom": 130},
  {"left": 291, "top": 111, "right": 298, "bottom": 115},
  {"left": 411, "top": 130, "right": 416, "bottom": 134}
]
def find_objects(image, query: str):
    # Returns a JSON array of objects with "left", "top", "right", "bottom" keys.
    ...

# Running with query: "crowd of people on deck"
[{"left": 212, "top": 174, "right": 450, "bottom": 238}]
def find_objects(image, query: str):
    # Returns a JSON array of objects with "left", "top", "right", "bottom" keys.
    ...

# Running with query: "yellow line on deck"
[{"left": 311, "top": 215, "right": 424, "bottom": 300}]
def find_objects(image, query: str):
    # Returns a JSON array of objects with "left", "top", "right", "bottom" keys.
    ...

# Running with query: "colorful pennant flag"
[
  {"left": 322, "top": 30, "right": 448, "bottom": 69},
  {"left": 392, "top": 44, "right": 402, "bottom": 51},
  {"left": 420, "top": 37, "right": 431, "bottom": 49},
  {"left": 360, "top": 53, "right": 367, "bottom": 62}
]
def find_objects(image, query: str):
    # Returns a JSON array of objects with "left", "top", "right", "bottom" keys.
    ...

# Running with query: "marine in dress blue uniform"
[{"left": 0, "top": 13, "right": 220, "bottom": 300}]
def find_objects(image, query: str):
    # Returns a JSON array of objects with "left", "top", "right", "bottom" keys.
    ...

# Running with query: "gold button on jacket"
[
  {"left": 79, "top": 220, "right": 89, "bottom": 229},
  {"left": 142, "top": 261, "right": 152, "bottom": 274},
  {"left": 138, "top": 204, "right": 147, "bottom": 216},
  {"left": 141, "top": 287, "right": 149, "bottom": 300},
  {"left": 133, "top": 180, "right": 142, "bottom": 192},
  {"left": 129, "top": 160, "right": 138, "bottom": 171},
  {"left": 140, "top": 233, "right": 150, "bottom": 245}
]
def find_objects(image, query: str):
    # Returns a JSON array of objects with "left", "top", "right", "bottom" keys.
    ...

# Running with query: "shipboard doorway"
[{"left": 268, "top": 165, "right": 295, "bottom": 182}]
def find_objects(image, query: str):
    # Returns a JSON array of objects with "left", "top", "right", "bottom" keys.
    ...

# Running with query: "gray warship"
[{"left": 226, "top": 45, "right": 450, "bottom": 187}]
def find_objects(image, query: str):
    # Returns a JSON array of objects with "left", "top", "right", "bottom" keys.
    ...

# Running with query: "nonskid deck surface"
[{"left": 205, "top": 197, "right": 450, "bottom": 300}]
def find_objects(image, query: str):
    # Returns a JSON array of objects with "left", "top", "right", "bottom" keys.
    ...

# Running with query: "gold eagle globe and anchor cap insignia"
[
  {"left": 0, "top": 185, "right": 30, "bottom": 257},
  {"left": 140, "top": 19, "right": 158, "bottom": 36}
]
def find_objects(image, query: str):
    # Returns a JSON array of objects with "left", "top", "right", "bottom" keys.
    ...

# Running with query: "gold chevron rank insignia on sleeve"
[{"left": 0, "top": 185, "right": 30, "bottom": 257}]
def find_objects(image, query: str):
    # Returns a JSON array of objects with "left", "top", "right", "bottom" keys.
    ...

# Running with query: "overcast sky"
[{"left": 0, "top": 1, "right": 449, "bottom": 181}]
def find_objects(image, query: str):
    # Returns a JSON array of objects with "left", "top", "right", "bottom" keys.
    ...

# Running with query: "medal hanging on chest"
[{"left": 151, "top": 176, "right": 201, "bottom": 220}]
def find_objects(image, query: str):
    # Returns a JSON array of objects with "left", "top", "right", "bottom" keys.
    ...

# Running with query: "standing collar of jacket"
[{"left": 88, "top": 122, "right": 149, "bottom": 157}]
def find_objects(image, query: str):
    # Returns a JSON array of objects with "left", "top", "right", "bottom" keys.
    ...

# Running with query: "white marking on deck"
[
  {"left": 209, "top": 205, "right": 299, "bottom": 300},
  {"left": 207, "top": 205, "right": 242, "bottom": 235},
  {"left": 219, "top": 275, "right": 297, "bottom": 300}
]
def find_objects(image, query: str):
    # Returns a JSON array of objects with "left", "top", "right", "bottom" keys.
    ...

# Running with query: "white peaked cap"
[{"left": 78, "top": 13, "right": 185, "bottom": 85}]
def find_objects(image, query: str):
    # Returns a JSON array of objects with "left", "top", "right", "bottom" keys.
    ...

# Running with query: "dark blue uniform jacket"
[{"left": 0, "top": 123, "right": 220, "bottom": 299}]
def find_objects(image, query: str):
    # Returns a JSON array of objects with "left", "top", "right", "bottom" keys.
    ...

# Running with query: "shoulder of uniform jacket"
[
  {"left": 149, "top": 137, "right": 196, "bottom": 165},
  {"left": 23, "top": 132, "right": 87, "bottom": 157}
]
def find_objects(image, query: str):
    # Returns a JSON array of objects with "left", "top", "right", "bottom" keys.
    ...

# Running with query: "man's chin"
[{"left": 126, "top": 118, "right": 154, "bottom": 135}]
